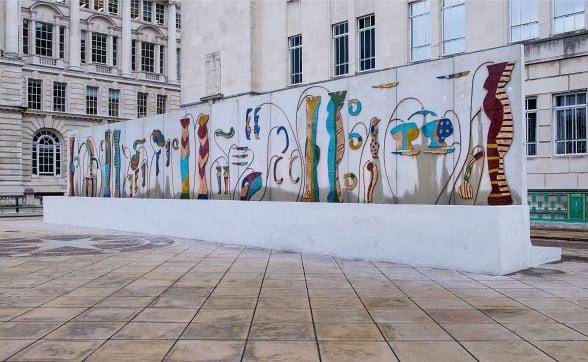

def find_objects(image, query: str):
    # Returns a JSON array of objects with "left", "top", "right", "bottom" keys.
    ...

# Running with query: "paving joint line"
[
  {"left": 239, "top": 248, "right": 272, "bottom": 362},
  {"left": 300, "top": 253, "right": 323, "bottom": 362},
  {"left": 159, "top": 243, "right": 249, "bottom": 361},
  {"left": 333, "top": 258, "right": 401, "bottom": 361},
  {"left": 370, "top": 261, "right": 481, "bottom": 362},
  {"left": 81, "top": 239, "right": 223, "bottom": 361}
]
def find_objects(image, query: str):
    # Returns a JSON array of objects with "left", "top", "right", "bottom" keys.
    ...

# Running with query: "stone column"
[
  {"left": 4, "top": 0, "right": 19, "bottom": 58},
  {"left": 121, "top": 0, "right": 132, "bottom": 77},
  {"left": 167, "top": 1, "right": 177, "bottom": 81},
  {"left": 69, "top": 0, "right": 81, "bottom": 69}
]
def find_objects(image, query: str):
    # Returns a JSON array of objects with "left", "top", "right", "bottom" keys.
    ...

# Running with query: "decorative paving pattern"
[{"left": 0, "top": 234, "right": 174, "bottom": 257}]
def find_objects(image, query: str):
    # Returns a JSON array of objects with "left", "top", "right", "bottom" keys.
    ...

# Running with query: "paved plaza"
[{"left": 0, "top": 217, "right": 587, "bottom": 361}]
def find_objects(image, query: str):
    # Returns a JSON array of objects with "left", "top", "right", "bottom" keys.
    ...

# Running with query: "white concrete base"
[{"left": 44, "top": 197, "right": 560, "bottom": 275}]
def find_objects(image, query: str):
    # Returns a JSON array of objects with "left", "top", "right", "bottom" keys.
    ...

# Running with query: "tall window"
[
  {"left": 410, "top": 0, "right": 430, "bottom": 62},
  {"left": 112, "top": 36, "right": 118, "bottom": 66},
  {"left": 141, "top": 42, "right": 155, "bottom": 72},
  {"left": 511, "top": 0, "right": 538, "bottom": 42},
  {"left": 81, "top": 30, "right": 86, "bottom": 63},
  {"left": 86, "top": 86, "right": 98, "bottom": 115},
  {"left": 108, "top": 0, "right": 118, "bottom": 15},
  {"left": 159, "top": 45, "right": 165, "bottom": 74},
  {"left": 176, "top": 8, "right": 181, "bottom": 29},
  {"left": 28, "top": 79, "right": 42, "bottom": 110},
  {"left": 288, "top": 34, "right": 302, "bottom": 85},
  {"left": 32, "top": 130, "right": 61, "bottom": 177},
  {"left": 143, "top": 1, "right": 153, "bottom": 22},
  {"left": 80, "top": 0, "right": 89, "bottom": 9},
  {"left": 59, "top": 26, "right": 65, "bottom": 59},
  {"left": 131, "top": 40, "right": 136, "bottom": 70},
  {"left": 131, "top": 0, "right": 140, "bottom": 19},
  {"left": 358, "top": 14, "right": 375, "bottom": 71},
  {"left": 553, "top": 0, "right": 585, "bottom": 34},
  {"left": 23, "top": 19, "right": 30, "bottom": 55},
  {"left": 442, "top": 0, "right": 465, "bottom": 55},
  {"left": 333, "top": 22, "right": 349, "bottom": 76},
  {"left": 94, "top": 0, "right": 104, "bottom": 11},
  {"left": 156, "top": 3, "right": 165, "bottom": 25},
  {"left": 53, "top": 82, "right": 66, "bottom": 112},
  {"left": 157, "top": 94, "right": 167, "bottom": 114},
  {"left": 35, "top": 22, "right": 53, "bottom": 57},
  {"left": 91, "top": 32, "right": 107, "bottom": 64},
  {"left": 526, "top": 98, "right": 538, "bottom": 156},
  {"left": 137, "top": 92, "right": 148, "bottom": 117},
  {"left": 554, "top": 93, "right": 587, "bottom": 155},
  {"left": 108, "top": 89, "right": 120, "bottom": 117}
]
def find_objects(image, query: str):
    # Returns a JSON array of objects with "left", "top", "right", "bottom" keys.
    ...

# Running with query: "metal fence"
[
  {"left": 0, "top": 195, "right": 43, "bottom": 214},
  {"left": 528, "top": 191, "right": 587, "bottom": 223}
]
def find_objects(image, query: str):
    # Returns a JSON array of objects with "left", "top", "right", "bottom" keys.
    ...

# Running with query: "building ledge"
[{"left": 200, "top": 93, "right": 224, "bottom": 103}]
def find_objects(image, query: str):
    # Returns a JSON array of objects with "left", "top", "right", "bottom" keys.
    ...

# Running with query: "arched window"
[{"left": 32, "top": 130, "right": 61, "bottom": 176}]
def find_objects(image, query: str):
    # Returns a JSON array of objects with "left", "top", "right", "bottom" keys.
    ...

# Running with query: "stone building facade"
[
  {"left": 182, "top": 0, "right": 587, "bottom": 223},
  {"left": 0, "top": 0, "right": 181, "bottom": 199}
]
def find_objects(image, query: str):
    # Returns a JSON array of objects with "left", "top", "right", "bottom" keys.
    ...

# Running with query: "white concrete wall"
[
  {"left": 44, "top": 196, "right": 561, "bottom": 275},
  {"left": 68, "top": 45, "right": 526, "bottom": 206}
]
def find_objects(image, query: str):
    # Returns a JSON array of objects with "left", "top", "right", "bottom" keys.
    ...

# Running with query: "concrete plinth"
[{"left": 44, "top": 197, "right": 560, "bottom": 275}]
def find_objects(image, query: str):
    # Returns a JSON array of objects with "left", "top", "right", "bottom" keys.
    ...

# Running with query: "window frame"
[
  {"left": 81, "top": 30, "right": 87, "bottom": 63},
  {"left": 143, "top": 1, "right": 153, "bottom": 22},
  {"left": 357, "top": 14, "right": 375, "bottom": 72},
  {"left": 131, "top": 39, "right": 136, "bottom": 71},
  {"left": 32, "top": 130, "right": 61, "bottom": 177},
  {"left": 91, "top": 32, "right": 108, "bottom": 65},
  {"left": 159, "top": 45, "right": 165, "bottom": 74},
  {"left": 288, "top": 34, "right": 302, "bottom": 85},
  {"left": 108, "top": 0, "right": 119, "bottom": 15},
  {"left": 441, "top": 0, "right": 465, "bottom": 56},
  {"left": 553, "top": 92, "right": 587, "bottom": 156},
  {"left": 137, "top": 92, "right": 148, "bottom": 118},
  {"left": 112, "top": 36, "right": 118, "bottom": 66},
  {"left": 108, "top": 88, "right": 120, "bottom": 117},
  {"left": 510, "top": 0, "right": 539, "bottom": 42},
  {"left": 155, "top": 3, "right": 165, "bottom": 25},
  {"left": 86, "top": 86, "right": 98, "bottom": 115},
  {"left": 35, "top": 22, "right": 53, "bottom": 57},
  {"left": 53, "top": 81, "right": 66, "bottom": 113},
  {"left": 410, "top": 0, "right": 431, "bottom": 62},
  {"left": 59, "top": 26, "right": 66, "bottom": 59},
  {"left": 553, "top": 0, "right": 585, "bottom": 34},
  {"left": 141, "top": 41, "right": 155, "bottom": 73},
  {"left": 131, "top": 0, "right": 140, "bottom": 20},
  {"left": 23, "top": 19, "right": 30, "bottom": 55},
  {"left": 28, "top": 79, "right": 42, "bottom": 110},
  {"left": 525, "top": 97, "right": 538, "bottom": 157},
  {"left": 332, "top": 21, "right": 349, "bottom": 77},
  {"left": 157, "top": 94, "right": 167, "bottom": 115},
  {"left": 94, "top": 0, "right": 105, "bottom": 12}
]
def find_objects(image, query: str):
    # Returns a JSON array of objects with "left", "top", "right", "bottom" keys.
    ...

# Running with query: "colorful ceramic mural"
[{"left": 67, "top": 47, "right": 525, "bottom": 206}]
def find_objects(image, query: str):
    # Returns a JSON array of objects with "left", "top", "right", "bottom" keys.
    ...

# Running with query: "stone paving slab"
[{"left": 0, "top": 217, "right": 587, "bottom": 361}]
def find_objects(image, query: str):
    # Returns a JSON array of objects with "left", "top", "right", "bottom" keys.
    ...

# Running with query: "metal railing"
[
  {"left": 0, "top": 195, "right": 43, "bottom": 214},
  {"left": 528, "top": 191, "right": 587, "bottom": 223}
]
